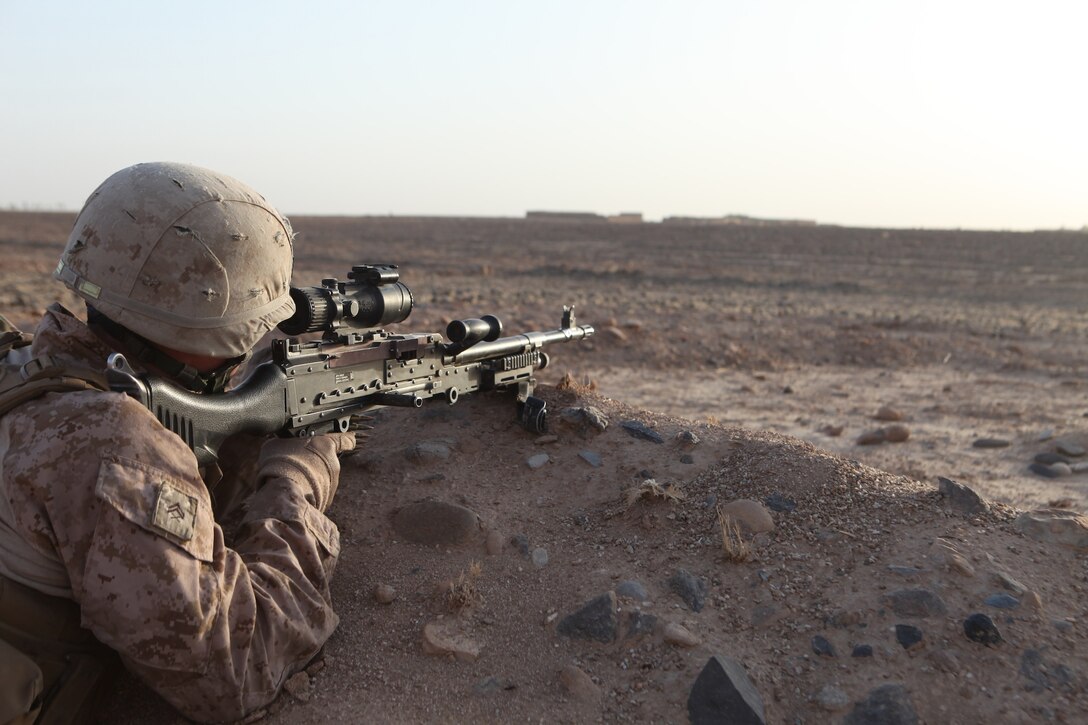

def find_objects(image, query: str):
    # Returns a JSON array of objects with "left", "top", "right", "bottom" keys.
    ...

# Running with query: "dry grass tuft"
[
  {"left": 557, "top": 371, "right": 598, "bottom": 392},
  {"left": 717, "top": 506, "right": 752, "bottom": 563},
  {"left": 444, "top": 561, "right": 484, "bottom": 612},
  {"left": 623, "top": 479, "right": 684, "bottom": 508}
]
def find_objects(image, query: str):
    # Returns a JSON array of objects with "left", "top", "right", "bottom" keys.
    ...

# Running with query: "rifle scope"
[{"left": 278, "top": 264, "right": 414, "bottom": 335}]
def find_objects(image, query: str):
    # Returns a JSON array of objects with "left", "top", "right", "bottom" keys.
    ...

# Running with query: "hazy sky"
[{"left": 1, "top": 1, "right": 1084, "bottom": 229}]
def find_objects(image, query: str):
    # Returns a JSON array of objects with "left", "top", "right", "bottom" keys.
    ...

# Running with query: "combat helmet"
[{"left": 54, "top": 162, "right": 295, "bottom": 358}]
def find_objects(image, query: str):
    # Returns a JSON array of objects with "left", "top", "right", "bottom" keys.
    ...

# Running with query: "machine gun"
[{"left": 106, "top": 264, "right": 594, "bottom": 466}]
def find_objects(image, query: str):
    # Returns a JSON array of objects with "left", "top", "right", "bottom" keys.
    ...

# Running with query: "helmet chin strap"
[{"left": 87, "top": 307, "right": 247, "bottom": 394}]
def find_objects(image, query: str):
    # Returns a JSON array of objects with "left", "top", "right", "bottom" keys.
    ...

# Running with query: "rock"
[
  {"left": 510, "top": 533, "right": 530, "bottom": 556},
  {"left": 751, "top": 605, "right": 783, "bottom": 628},
  {"left": 843, "top": 684, "right": 918, "bottom": 725},
  {"left": 883, "top": 589, "right": 948, "bottom": 618},
  {"left": 578, "top": 450, "right": 602, "bottom": 467},
  {"left": 874, "top": 406, "right": 903, "bottom": 422},
  {"left": 557, "top": 592, "right": 618, "bottom": 643},
  {"left": 615, "top": 580, "right": 649, "bottom": 601},
  {"left": 535, "top": 434, "right": 558, "bottom": 444},
  {"left": 811, "top": 635, "right": 836, "bottom": 657},
  {"left": 422, "top": 620, "right": 481, "bottom": 661},
  {"left": 559, "top": 664, "right": 601, "bottom": 702},
  {"left": 763, "top": 493, "right": 796, "bottom": 513},
  {"left": 604, "top": 326, "right": 628, "bottom": 341},
  {"left": 1055, "top": 440, "right": 1086, "bottom": 457},
  {"left": 927, "top": 649, "right": 960, "bottom": 674},
  {"left": 993, "top": 571, "right": 1027, "bottom": 595},
  {"left": 963, "top": 613, "right": 1002, "bottom": 645},
  {"left": 687, "top": 655, "right": 766, "bottom": 725},
  {"left": 972, "top": 437, "right": 1010, "bottom": 449},
  {"left": 984, "top": 593, "right": 1020, "bottom": 609},
  {"left": 895, "top": 624, "right": 924, "bottom": 650},
  {"left": 856, "top": 430, "right": 886, "bottom": 446},
  {"left": 676, "top": 430, "right": 701, "bottom": 448},
  {"left": 283, "top": 671, "right": 311, "bottom": 702},
  {"left": 1051, "top": 462, "right": 1074, "bottom": 476},
  {"left": 883, "top": 424, "right": 910, "bottom": 443},
  {"left": 1020, "top": 648, "right": 1075, "bottom": 693},
  {"left": 527, "top": 453, "right": 549, "bottom": 469},
  {"left": 473, "top": 676, "right": 506, "bottom": 696},
  {"left": 668, "top": 569, "right": 709, "bottom": 612},
  {"left": 485, "top": 530, "right": 504, "bottom": 555},
  {"left": 937, "top": 477, "right": 988, "bottom": 515},
  {"left": 887, "top": 565, "right": 924, "bottom": 576},
  {"left": 406, "top": 440, "right": 453, "bottom": 463},
  {"left": 718, "top": 499, "right": 775, "bottom": 534},
  {"left": 851, "top": 644, "right": 873, "bottom": 658},
  {"left": 812, "top": 685, "right": 850, "bottom": 712},
  {"left": 781, "top": 385, "right": 794, "bottom": 394},
  {"left": 373, "top": 584, "right": 396, "bottom": 604},
  {"left": 664, "top": 622, "right": 701, "bottom": 647},
  {"left": 531, "top": 547, "right": 549, "bottom": 568},
  {"left": 1072, "top": 461, "right": 1088, "bottom": 473},
  {"left": 1014, "top": 509, "right": 1088, "bottom": 549},
  {"left": 625, "top": 611, "right": 659, "bottom": 639},
  {"left": 1029, "top": 462, "right": 1063, "bottom": 479},
  {"left": 1035, "top": 452, "right": 1070, "bottom": 465},
  {"left": 559, "top": 406, "right": 609, "bottom": 432},
  {"left": 621, "top": 420, "right": 664, "bottom": 444},
  {"left": 819, "top": 424, "right": 844, "bottom": 437},
  {"left": 1024, "top": 590, "right": 1044, "bottom": 611},
  {"left": 679, "top": 454, "right": 694, "bottom": 464},
  {"left": 392, "top": 500, "right": 481, "bottom": 545}
]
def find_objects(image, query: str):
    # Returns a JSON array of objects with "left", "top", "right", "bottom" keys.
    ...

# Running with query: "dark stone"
[
  {"left": 557, "top": 592, "right": 618, "bottom": 643},
  {"left": 676, "top": 430, "right": 701, "bottom": 448},
  {"left": 625, "top": 611, "right": 659, "bottom": 639},
  {"left": 391, "top": 500, "right": 481, "bottom": 545},
  {"left": 883, "top": 589, "right": 948, "bottom": 618},
  {"left": 510, "top": 533, "right": 530, "bottom": 556},
  {"left": 843, "top": 684, "right": 918, "bottom": 725},
  {"left": 937, "top": 477, "right": 988, "bottom": 515},
  {"left": 812, "top": 635, "right": 836, "bottom": 657},
  {"left": 578, "top": 450, "right": 603, "bottom": 467},
  {"left": 668, "top": 569, "right": 708, "bottom": 613},
  {"left": 763, "top": 493, "right": 797, "bottom": 513},
  {"left": 615, "top": 580, "right": 649, "bottom": 600},
  {"left": 570, "top": 512, "right": 590, "bottom": 527},
  {"left": 1029, "top": 462, "right": 1063, "bottom": 479},
  {"left": 621, "top": 420, "right": 665, "bottom": 444},
  {"left": 887, "top": 565, "right": 924, "bottom": 576},
  {"left": 1035, "top": 452, "right": 1070, "bottom": 465},
  {"left": 680, "top": 454, "right": 695, "bottom": 464},
  {"left": 972, "top": 438, "right": 1010, "bottom": 449},
  {"left": 852, "top": 644, "right": 874, "bottom": 658},
  {"left": 984, "top": 593, "right": 1020, "bottom": 609},
  {"left": 895, "top": 624, "right": 924, "bottom": 650},
  {"left": 1055, "top": 440, "right": 1086, "bottom": 457},
  {"left": 782, "top": 385, "right": 794, "bottom": 394},
  {"left": 687, "top": 655, "right": 766, "bottom": 725},
  {"left": 964, "top": 613, "right": 1002, "bottom": 645},
  {"left": 1020, "top": 648, "right": 1075, "bottom": 693}
]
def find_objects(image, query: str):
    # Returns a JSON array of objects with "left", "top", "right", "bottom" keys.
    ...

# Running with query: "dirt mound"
[{"left": 100, "top": 385, "right": 1088, "bottom": 723}]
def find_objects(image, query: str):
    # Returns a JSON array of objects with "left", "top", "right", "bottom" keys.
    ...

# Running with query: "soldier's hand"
[{"left": 256, "top": 432, "right": 355, "bottom": 511}]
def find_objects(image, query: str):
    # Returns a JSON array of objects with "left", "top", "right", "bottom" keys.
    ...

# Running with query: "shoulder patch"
[{"left": 152, "top": 482, "right": 198, "bottom": 541}]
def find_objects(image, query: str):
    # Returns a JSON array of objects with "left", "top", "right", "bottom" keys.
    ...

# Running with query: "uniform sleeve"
[{"left": 60, "top": 398, "right": 341, "bottom": 722}]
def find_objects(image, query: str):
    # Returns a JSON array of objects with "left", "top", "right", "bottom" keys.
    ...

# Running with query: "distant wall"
[
  {"left": 662, "top": 214, "right": 816, "bottom": 227},
  {"left": 606, "top": 212, "right": 643, "bottom": 224},
  {"left": 526, "top": 211, "right": 606, "bottom": 222}
]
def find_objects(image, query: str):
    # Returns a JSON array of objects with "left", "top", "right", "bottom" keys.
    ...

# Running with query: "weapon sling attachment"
[{"left": 0, "top": 317, "right": 118, "bottom": 724}]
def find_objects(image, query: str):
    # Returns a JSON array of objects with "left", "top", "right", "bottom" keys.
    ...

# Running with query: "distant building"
[{"left": 606, "top": 212, "right": 643, "bottom": 224}]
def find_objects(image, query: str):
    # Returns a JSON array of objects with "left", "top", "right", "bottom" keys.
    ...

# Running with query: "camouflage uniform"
[{"left": 0, "top": 305, "right": 349, "bottom": 721}]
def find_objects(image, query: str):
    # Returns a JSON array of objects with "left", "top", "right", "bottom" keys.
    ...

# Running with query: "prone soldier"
[{"left": 0, "top": 162, "right": 354, "bottom": 722}]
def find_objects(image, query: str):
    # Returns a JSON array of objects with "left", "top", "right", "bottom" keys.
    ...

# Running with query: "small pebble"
[
  {"left": 851, "top": 644, "right": 873, "bottom": 658},
  {"left": 1035, "top": 452, "right": 1070, "bottom": 465},
  {"left": 984, "top": 593, "right": 1020, "bottom": 609},
  {"left": 578, "top": 450, "right": 603, "bottom": 467},
  {"left": 811, "top": 635, "right": 836, "bottom": 657},
  {"left": 972, "top": 438, "right": 1010, "bottom": 449},
  {"left": 1028, "top": 462, "right": 1062, "bottom": 479},
  {"left": 373, "top": 584, "right": 396, "bottom": 604},
  {"left": 1056, "top": 440, "right": 1086, "bottom": 457},
  {"left": 531, "top": 547, "right": 549, "bottom": 568},
  {"left": 895, "top": 624, "right": 924, "bottom": 650},
  {"left": 527, "top": 453, "right": 549, "bottom": 469}
]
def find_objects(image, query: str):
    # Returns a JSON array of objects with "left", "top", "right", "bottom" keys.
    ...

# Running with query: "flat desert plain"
[{"left": 2, "top": 212, "right": 1087, "bottom": 723}]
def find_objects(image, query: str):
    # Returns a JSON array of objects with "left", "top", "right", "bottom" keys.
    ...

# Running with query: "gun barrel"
[{"left": 450, "top": 324, "right": 594, "bottom": 365}]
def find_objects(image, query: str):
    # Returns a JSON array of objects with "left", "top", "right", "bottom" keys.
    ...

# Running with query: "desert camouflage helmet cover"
[{"left": 54, "top": 162, "right": 295, "bottom": 357}]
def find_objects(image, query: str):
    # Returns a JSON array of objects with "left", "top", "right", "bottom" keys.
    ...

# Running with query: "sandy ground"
[{"left": 2, "top": 212, "right": 1087, "bottom": 723}]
